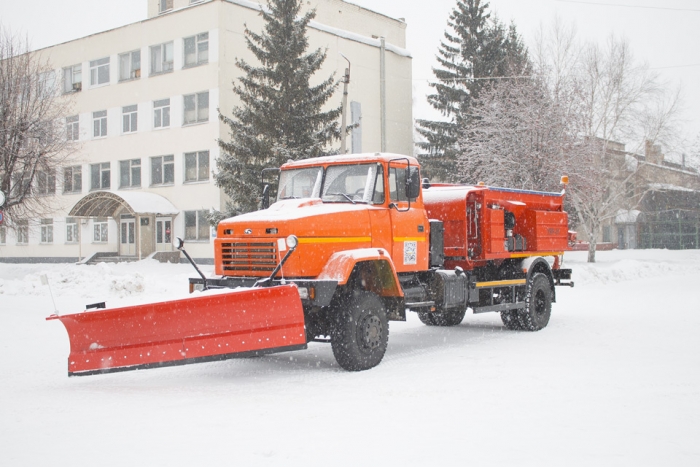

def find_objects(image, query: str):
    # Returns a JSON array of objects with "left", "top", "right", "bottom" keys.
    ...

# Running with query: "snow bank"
[{"left": 564, "top": 249, "right": 700, "bottom": 285}]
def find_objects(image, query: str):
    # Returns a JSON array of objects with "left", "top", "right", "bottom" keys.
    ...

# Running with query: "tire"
[
  {"left": 331, "top": 291, "right": 389, "bottom": 371},
  {"left": 417, "top": 311, "right": 436, "bottom": 325},
  {"left": 500, "top": 310, "right": 524, "bottom": 330},
  {"left": 418, "top": 308, "right": 466, "bottom": 326},
  {"left": 517, "top": 273, "right": 552, "bottom": 331}
]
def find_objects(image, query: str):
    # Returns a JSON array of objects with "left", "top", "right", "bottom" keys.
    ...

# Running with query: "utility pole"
[
  {"left": 340, "top": 54, "right": 351, "bottom": 154},
  {"left": 380, "top": 37, "right": 387, "bottom": 153}
]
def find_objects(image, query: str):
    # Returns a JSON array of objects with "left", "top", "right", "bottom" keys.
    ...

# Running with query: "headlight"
[{"left": 286, "top": 235, "right": 298, "bottom": 249}]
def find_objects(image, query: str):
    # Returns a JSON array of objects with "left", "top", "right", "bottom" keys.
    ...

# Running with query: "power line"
[
  {"left": 414, "top": 75, "right": 535, "bottom": 82},
  {"left": 413, "top": 63, "right": 700, "bottom": 81},
  {"left": 650, "top": 63, "right": 700, "bottom": 70},
  {"left": 555, "top": 0, "right": 700, "bottom": 12}
]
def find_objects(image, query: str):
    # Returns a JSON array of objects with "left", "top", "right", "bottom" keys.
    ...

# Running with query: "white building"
[{"left": 0, "top": 0, "right": 412, "bottom": 263}]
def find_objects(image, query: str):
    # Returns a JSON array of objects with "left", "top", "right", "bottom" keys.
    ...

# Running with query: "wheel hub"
[
  {"left": 359, "top": 315, "right": 382, "bottom": 350},
  {"left": 535, "top": 290, "right": 546, "bottom": 316}
]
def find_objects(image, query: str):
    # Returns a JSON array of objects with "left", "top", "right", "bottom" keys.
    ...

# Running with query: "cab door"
[{"left": 387, "top": 161, "right": 429, "bottom": 273}]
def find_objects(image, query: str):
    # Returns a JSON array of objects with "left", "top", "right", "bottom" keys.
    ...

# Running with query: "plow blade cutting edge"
[{"left": 47, "top": 284, "right": 307, "bottom": 376}]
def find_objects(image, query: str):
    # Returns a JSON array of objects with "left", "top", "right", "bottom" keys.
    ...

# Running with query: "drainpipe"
[{"left": 380, "top": 37, "right": 387, "bottom": 153}]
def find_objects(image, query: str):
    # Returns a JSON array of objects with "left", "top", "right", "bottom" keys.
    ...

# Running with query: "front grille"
[{"left": 220, "top": 241, "right": 277, "bottom": 272}]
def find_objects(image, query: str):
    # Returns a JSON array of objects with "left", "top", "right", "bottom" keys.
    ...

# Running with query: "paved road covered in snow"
[{"left": 1, "top": 250, "right": 699, "bottom": 465}]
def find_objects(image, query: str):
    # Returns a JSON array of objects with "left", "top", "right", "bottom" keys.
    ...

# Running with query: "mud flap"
[{"left": 47, "top": 285, "right": 307, "bottom": 376}]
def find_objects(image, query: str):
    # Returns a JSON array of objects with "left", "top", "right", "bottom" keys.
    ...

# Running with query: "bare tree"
[
  {"left": 0, "top": 27, "right": 76, "bottom": 228},
  {"left": 457, "top": 19, "right": 682, "bottom": 262},
  {"left": 457, "top": 75, "right": 581, "bottom": 193},
  {"left": 567, "top": 36, "right": 682, "bottom": 261}
]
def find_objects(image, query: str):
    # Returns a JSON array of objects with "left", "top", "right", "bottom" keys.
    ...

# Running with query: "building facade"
[
  {"left": 597, "top": 141, "right": 700, "bottom": 250},
  {"left": 0, "top": 0, "right": 413, "bottom": 262}
]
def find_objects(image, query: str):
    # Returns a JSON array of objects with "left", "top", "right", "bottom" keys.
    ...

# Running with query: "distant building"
[
  {"left": 0, "top": 0, "right": 413, "bottom": 263},
  {"left": 599, "top": 140, "right": 700, "bottom": 250}
]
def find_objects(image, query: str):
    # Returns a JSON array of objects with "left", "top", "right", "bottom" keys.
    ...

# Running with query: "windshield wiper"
[{"left": 326, "top": 192, "right": 356, "bottom": 204}]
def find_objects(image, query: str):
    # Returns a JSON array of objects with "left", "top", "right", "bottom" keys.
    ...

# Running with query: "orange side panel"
[
  {"left": 484, "top": 208, "right": 505, "bottom": 255},
  {"left": 48, "top": 285, "right": 306, "bottom": 376},
  {"left": 522, "top": 210, "right": 569, "bottom": 251}
]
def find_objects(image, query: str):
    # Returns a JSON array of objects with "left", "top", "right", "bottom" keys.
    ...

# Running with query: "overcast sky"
[{"left": 3, "top": 0, "right": 699, "bottom": 155}]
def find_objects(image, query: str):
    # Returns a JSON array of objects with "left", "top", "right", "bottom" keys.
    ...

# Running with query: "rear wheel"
[
  {"left": 418, "top": 308, "right": 466, "bottom": 326},
  {"left": 517, "top": 273, "right": 552, "bottom": 331},
  {"left": 500, "top": 310, "right": 524, "bottom": 330},
  {"left": 417, "top": 311, "right": 436, "bottom": 325},
  {"left": 331, "top": 291, "right": 389, "bottom": 371}
]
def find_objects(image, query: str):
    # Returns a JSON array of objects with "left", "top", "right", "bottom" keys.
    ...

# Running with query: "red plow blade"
[{"left": 47, "top": 285, "right": 307, "bottom": 376}]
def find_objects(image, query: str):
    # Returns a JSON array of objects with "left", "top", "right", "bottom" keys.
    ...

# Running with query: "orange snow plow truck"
[{"left": 49, "top": 154, "right": 573, "bottom": 376}]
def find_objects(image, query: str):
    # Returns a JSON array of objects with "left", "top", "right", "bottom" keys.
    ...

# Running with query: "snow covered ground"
[{"left": 1, "top": 249, "right": 699, "bottom": 466}]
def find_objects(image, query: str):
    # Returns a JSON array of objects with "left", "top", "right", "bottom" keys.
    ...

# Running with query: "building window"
[
  {"left": 36, "top": 169, "right": 56, "bottom": 195},
  {"left": 603, "top": 225, "right": 611, "bottom": 243},
  {"left": 66, "top": 115, "right": 79, "bottom": 141},
  {"left": 184, "top": 151, "right": 209, "bottom": 182},
  {"left": 183, "top": 91, "right": 209, "bottom": 124},
  {"left": 17, "top": 220, "right": 29, "bottom": 244},
  {"left": 90, "top": 57, "right": 110, "bottom": 86},
  {"left": 93, "top": 218, "right": 108, "bottom": 242},
  {"left": 122, "top": 105, "right": 138, "bottom": 133},
  {"left": 184, "top": 210, "right": 209, "bottom": 241},
  {"left": 90, "top": 162, "right": 111, "bottom": 190},
  {"left": 93, "top": 110, "right": 107, "bottom": 138},
  {"left": 0, "top": 227, "right": 5, "bottom": 245},
  {"left": 154, "top": 98, "right": 171, "bottom": 128},
  {"left": 184, "top": 32, "right": 209, "bottom": 67},
  {"left": 66, "top": 217, "right": 79, "bottom": 243},
  {"left": 159, "top": 0, "right": 173, "bottom": 13},
  {"left": 151, "top": 155, "right": 175, "bottom": 186},
  {"left": 63, "top": 64, "right": 82, "bottom": 93},
  {"left": 119, "top": 50, "right": 141, "bottom": 81},
  {"left": 120, "top": 159, "right": 141, "bottom": 188},
  {"left": 63, "top": 165, "right": 82, "bottom": 193},
  {"left": 150, "top": 42, "right": 174, "bottom": 75},
  {"left": 39, "top": 71, "right": 56, "bottom": 98},
  {"left": 40, "top": 219, "right": 54, "bottom": 244},
  {"left": 11, "top": 174, "right": 31, "bottom": 199}
]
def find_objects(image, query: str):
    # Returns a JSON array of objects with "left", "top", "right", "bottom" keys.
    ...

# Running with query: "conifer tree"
[
  {"left": 416, "top": 0, "right": 530, "bottom": 182},
  {"left": 215, "top": 0, "right": 341, "bottom": 216}
]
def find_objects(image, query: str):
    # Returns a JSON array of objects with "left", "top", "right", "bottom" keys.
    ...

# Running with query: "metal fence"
[{"left": 639, "top": 210, "right": 700, "bottom": 249}]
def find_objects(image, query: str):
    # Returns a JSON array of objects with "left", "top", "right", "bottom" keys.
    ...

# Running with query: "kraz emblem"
[{"left": 244, "top": 229, "right": 253, "bottom": 235}]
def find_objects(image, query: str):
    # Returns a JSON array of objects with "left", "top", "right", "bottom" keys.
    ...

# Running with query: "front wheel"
[{"left": 331, "top": 291, "right": 389, "bottom": 371}]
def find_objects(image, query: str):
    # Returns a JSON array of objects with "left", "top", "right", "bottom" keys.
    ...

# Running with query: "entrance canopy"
[{"left": 69, "top": 191, "right": 179, "bottom": 217}]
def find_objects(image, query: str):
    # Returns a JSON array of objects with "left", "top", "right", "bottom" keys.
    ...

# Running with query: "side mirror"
[
  {"left": 406, "top": 166, "right": 421, "bottom": 200},
  {"left": 262, "top": 184, "right": 271, "bottom": 209},
  {"left": 175, "top": 236, "right": 184, "bottom": 250}
]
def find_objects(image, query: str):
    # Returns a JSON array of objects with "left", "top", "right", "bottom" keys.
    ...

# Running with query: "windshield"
[
  {"left": 277, "top": 167, "right": 323, "bottom": 201},
  {"left": 321, "top": 163, "right": 384, "bottom": 204}
]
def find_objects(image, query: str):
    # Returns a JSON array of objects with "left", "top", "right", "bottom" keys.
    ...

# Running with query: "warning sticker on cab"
[{"left": 404, "top": 241, "right": 417, "bottom": 265}]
